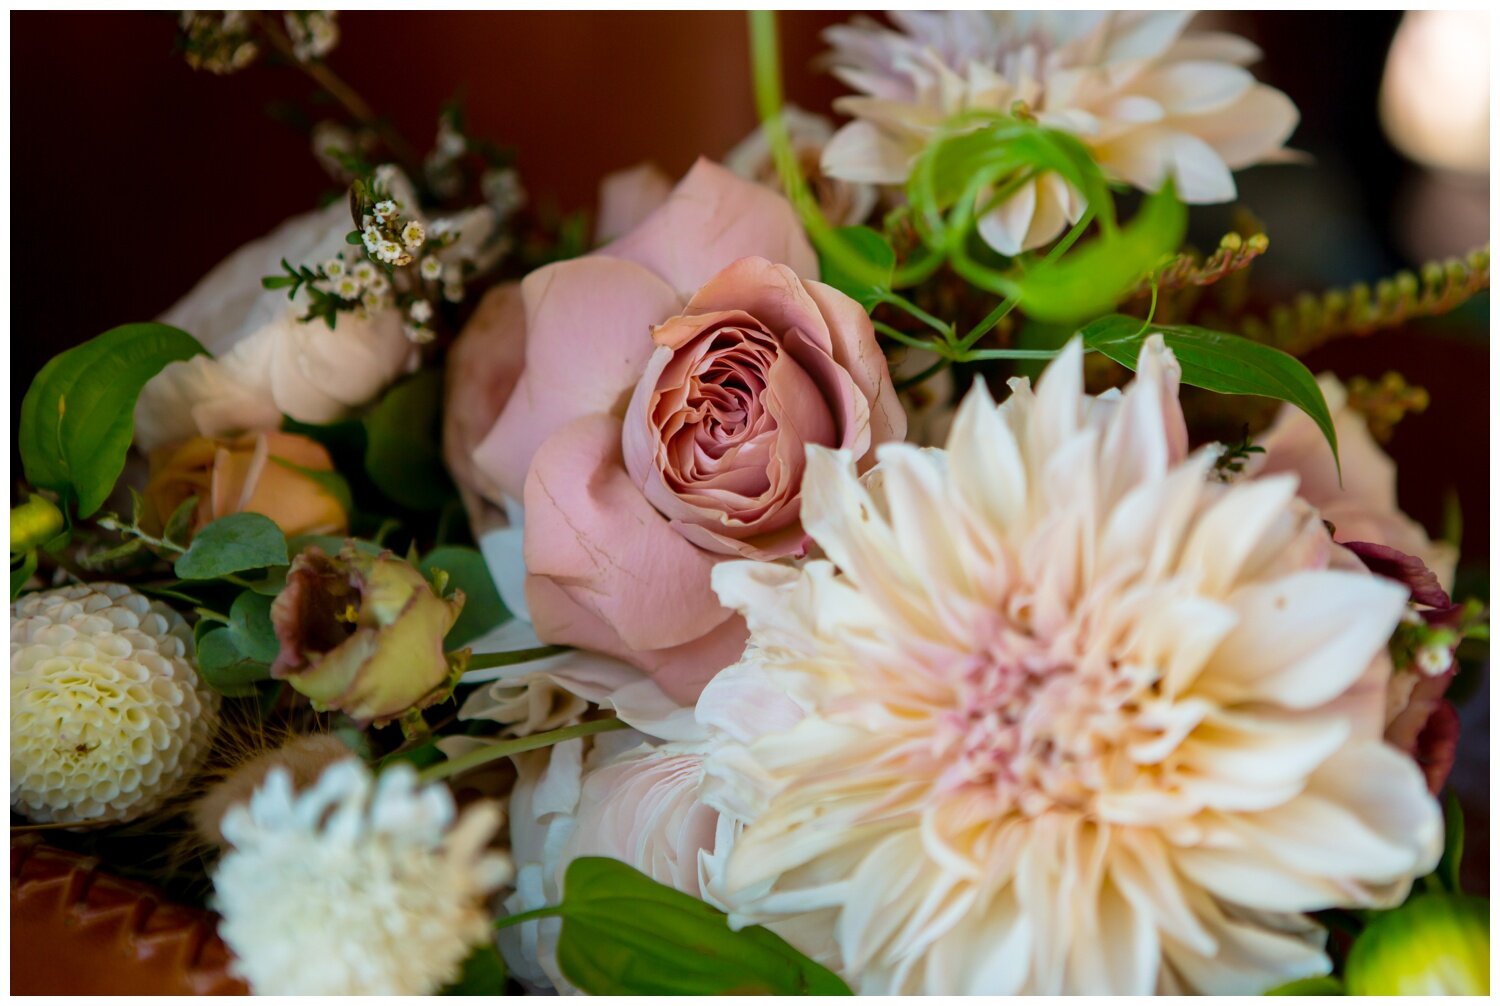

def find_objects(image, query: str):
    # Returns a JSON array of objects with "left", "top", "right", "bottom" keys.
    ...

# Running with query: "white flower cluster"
[
  {"left": 319, "top": 253, "right": 391, "bottom": 312},
  {"left": 11, "top": 583, "right": 219, "bottom": 824},
  {"left": 284, "top": 11, "right": 339, "bottom": 64},
  {"left": 213, "top": 760, "right": 512, "bottom": 995}
]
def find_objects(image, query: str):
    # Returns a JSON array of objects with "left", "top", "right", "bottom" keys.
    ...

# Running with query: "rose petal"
[
  {"left": 595, "top": 162, "right": 674, "bottom": 244},
  {"left": 522, "top": 413, "right": 736, "bottom": 653},
  {"left": 474, "top": 256, "right": 682, "bottom": 501},
  {"left": 602, "top": 158, "right": 818, "bottom": 295},
  {"left": 526, "top": 574, "right": 748, "bottom": 704},
  {"left": 445, "top": 282, "right": 527, "bottom": 528}
]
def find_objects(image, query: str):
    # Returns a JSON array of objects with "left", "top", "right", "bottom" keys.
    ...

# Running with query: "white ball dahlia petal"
[
  {"left": 11, "top": 583, "right": 218, "bottom": 824},
  {"left": 213, "top": 760, "right": 511, "bottom": 995},
  {"left": 706, "top": 337, "right": 1442, "bottom": 994}
]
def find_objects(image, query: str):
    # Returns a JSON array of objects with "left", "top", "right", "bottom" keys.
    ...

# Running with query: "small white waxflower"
[
  {"left": 361, "top": 226, "right": 382, "bottom": 255},
  {"left": 420, "top": 256, "right": 444, "bottom": 281},
  {"left": 367, "top": 273, "right": 391, "bottom": 296},
  {"left": 443, "top": 262, "right": 464, "bottom": 286},
  {"left": 401, "top": 220, "right": 426, "bottom": 250},
  {"left": 12, "top": 583, "right": 219, "bottom": 824},
  {"left": 333, "top": 276, "right": 361, "bottom": 300},
  {"left": 213, "top": 760, "right": 511, "bottom": 995},
  {"left": 376, "top": 240, "right": 405, "bottom": 265},
  {"left": 322, "top": 257, "right": 346, "bottom": 279},
  {"left": 373, "top": 199, "right": 398, "bottom": 223},
  {"left": 1416, "top": 644, "right": 1454, "bottom": 677},
  {"left": 406, "top": 324, "right": 436, "bottom": 345},
  {"left": 444, "top": 282, "right": 465, "bottom": 304},
  {"left": 352, "top": 260, "right": 378, "bottom": 285},
  {"left": 408, "top": 299, "right": 433, "bottom": 324},
  {"left": 362, "top": 290, "right": 390, "bottom": 313}
]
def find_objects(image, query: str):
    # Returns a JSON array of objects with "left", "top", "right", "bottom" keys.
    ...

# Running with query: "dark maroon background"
[{"left": 10, "top": 11, "right": 1490, "bottom": 887}]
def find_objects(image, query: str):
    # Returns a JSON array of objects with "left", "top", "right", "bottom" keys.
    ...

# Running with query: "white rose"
[{"left": 135, "top": 200, "right": 417, "bottom": 452}]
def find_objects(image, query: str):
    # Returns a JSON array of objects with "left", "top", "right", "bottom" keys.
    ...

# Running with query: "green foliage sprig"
[{"left": 1242, "top": 246, "right": 1489, "bottom": 353}]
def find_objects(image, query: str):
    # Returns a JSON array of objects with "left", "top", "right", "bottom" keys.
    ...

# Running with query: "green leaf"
[
  {"left": 1344, "top": 893, "right": 1489, "bottom": 995},
  {"left": 816, "top": 225, "right": 895, "bottom": 310},
  {"left": 19, "top": 323, "right": 208, "bottom": 517},
  {"left": 1264, "top": 975, "right": 1344, "bottom": 995},
  {"left": 442, "top": 943, "right": 507, "bottom": 995},
  {"left": 553, "top": 857, "right": 851, "bottom": 995},
  {"left": 287, "top": 534, "right": 385, "bottom": 559},
  {"left": 1015, "top": 182, "right": 1186, "bottom": 324},
  {"left": 11, "top": 550, "right": 38, "bottom": 601},
  {"left": 1081, "top": 314, "right": 1339, "bottom": 470},
  {"left": 195, "top": 626, "right": 272, "bottom": 697},
  {"left": 175, "top": 513, "right": 289, "bottom": 581},
  {"left": 1439, "top": 790, "right": 1465, "bottom": 893},
  {"left": 227, "top": 590, "right": 281, "bottom": 664},
  {"left": 419, "top": 545, "right": 508, "bottom": 648},
  {"left": 163, "top": 495, "right": 200, "bottom": 549},
  {"left": 363, "top": 370, "right": 457, "bottom": 511}
]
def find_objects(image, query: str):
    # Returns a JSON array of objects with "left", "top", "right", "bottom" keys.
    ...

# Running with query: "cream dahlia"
[
  {"left": 11, "top": 583, "right": 219, "bottom": 824},
  {"left": 702, "top": 338, "right": 1442, "bottom": 994},
  {"left": 213, "top": 760, "right": 511, "bottom": 995},
  {"left": 820, "top": 12, "right": 1299, "bottom": 254}
]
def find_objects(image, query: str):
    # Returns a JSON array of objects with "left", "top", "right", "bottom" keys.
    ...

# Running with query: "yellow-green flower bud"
[
  {"left": 1345, "top": 893, "right": 1489, "bottom": 995},
  {"left": 10, "top": 494, "right": 63, "bottom": 553},
  {"left": 270, "top": 545, "right": 465, "bottom": 726}
]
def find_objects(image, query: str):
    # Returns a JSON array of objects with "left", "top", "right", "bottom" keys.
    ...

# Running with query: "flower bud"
[
  {"left": 1345, "top": 893, "right": 1489, "bottom": 995},
  {"left": 270, "top": 545, "right": 465, "bottom": 725},
  {"left": 144, "top": 432, "right": 348, "bottom": 540},
  {"left": 10, "top": 494, "right": 64, "bottom": 552}
]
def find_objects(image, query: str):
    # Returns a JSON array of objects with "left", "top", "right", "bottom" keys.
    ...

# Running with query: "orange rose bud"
[{"left": 144, "top": 431, "right": 348, "bottom": 540}]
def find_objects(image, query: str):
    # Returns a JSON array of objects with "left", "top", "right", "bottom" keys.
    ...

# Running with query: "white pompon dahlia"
[
  {"left": 213, "top": 760, "right": 511, "bottom": 995},
  {"left": 820, "top": 12, "right": 1299, "bottom": 254},
  {"left": 11, "top": 583, "right": 218, "bottom": 824},
  {"left": 704, "top": 338, "right": 1442, "bottom": 994}
]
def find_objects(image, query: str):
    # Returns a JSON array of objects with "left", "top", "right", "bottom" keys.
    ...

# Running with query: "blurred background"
[{"left": 9, "top": 11, "right": 1491, "bottom": 887}]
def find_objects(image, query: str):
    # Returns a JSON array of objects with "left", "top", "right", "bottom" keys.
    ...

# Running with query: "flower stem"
[
  {"left": 494, "top": 904, "right": 565, "bottom": 931},
  {"left": 465, "top": 645, "right": 571, "bottom": 671},
  {"left": 417, "top": 718, "right": 628, "bottom": 784},
  {"left": 248, "top": 11, "right": 422, "bottom": 174}
]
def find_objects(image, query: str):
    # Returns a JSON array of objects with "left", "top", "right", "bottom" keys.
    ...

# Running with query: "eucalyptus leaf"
[
  {"left": 363, "top": 370, "right": 456, "bottom": 511},
  {"left": 228, "top": 590, "right": 281, "bottom": 664},
  {"left": 195, "top": 626, "right": 271, "bottom": 697},
  {"left": 553, "top": 857, "right": 851, "bottom": 995},
  {"left": 163, "top": 495, "right": 200, "bottom": 548},
  {"left": 419, "top": 545, "right": 508, "bottom": 648},
  {"left": 1081, "top": 314, "right": 1339, "bottom": 469},
  {"left": 19, "top": 323, "right": 207, "bottom": 517},
  {"left": 817, "top": 225, "right": 895, "bottom": 311},
  {"left": 442, "top": 943, "right": 507, "bottom": 995},
  {"left": 175, "top": 513, "right": 289, "bottom": 581}
]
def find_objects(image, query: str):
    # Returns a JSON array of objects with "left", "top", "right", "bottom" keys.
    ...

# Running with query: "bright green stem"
[
  {"left": 877, "top": 291, "right": 954, "bottom": 340},
  {"left": 494, "top": 904, "right": 565, "bottom": 931},
  {"left": 465, "top": 645, "right": 571, "bottom": 671},
  {"left": 417, "top": 718, "right": 628, "bottom": 784}
]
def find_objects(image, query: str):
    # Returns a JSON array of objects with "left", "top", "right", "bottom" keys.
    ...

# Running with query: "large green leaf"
[
  {"left": 816, "top": 225, "right": 895, "bottom": 311},
  {"left": 1081, "top": 314, "right": 1339, "bottom": 468},
  {"left": 19, "top": 323, "right": 207, "bottom": 516},
  {"left": 175, "top": 513, "right": 289, "bottom": 580},
  {"left": 442, "top": 943, "right": 508, "bottom": 995},
  {"left": 553, "top": 857, "right": 851, "bottom": 995},
  {"left": 363, "top": 370, "right": 456, "bottom": 511},
  {"left": 419, "top": 545, "right": 508, "bottom": 648}
]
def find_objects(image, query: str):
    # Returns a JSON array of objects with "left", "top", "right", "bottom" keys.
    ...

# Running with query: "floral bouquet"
[{"left": 10, "top": 10, "right": 1490, "bottom": 996}]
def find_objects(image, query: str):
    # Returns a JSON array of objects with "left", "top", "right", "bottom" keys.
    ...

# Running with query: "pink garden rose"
[{"left": 455, "top": 159, "right": 905, "bottom": 701}]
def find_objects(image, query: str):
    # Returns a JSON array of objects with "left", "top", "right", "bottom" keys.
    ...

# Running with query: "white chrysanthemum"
[
  {"left": 11, "top": 583, "right": 219, "bottom": 824},
  {"left": 213, "top": 760, "right": 511, "bottom": 995},
  {"left": 704, "top": 338, "right": 1442, "bottom": 994},
  {"left": 821, "top": 12, "right": 1299, "bottom": 254}
]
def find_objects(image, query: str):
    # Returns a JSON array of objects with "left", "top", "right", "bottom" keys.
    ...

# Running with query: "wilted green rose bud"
[
  {"left": 1345, "top": 893, "right": 1489, "bottom": 995},
  {"left": 270, "top": 545, "right": 465, "bottom": 726}
]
